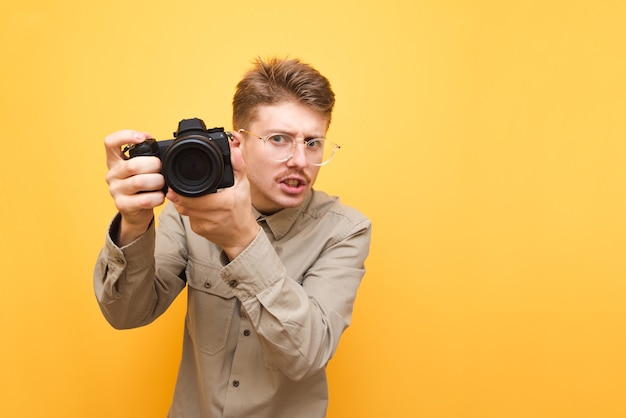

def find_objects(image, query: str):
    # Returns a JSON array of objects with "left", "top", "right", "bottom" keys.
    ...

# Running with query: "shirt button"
[
  {"left": 204, "top": 281, "right": 211, "bottom": 288},
  {"left": 243, "top": 329, "right": 251, "bottom": 336},
  {"left": 232, "top": 380, "right": 240, "bottom": 387},
  {"left": 228, "top": 280, "right": 238, "bottom": 288}
]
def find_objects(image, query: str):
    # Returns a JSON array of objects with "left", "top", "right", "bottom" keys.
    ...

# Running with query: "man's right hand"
[{"left": 104, "top": 130, "right": 165, "bottom": 246}]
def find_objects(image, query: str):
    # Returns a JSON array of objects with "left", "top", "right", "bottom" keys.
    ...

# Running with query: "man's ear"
[{"left": 229, "top": 130, "right": 243, "bottom": 149}]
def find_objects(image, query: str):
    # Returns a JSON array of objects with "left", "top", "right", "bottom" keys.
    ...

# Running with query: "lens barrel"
[{"left": 162, "top": 135, "right": 225, "bottom": 197}]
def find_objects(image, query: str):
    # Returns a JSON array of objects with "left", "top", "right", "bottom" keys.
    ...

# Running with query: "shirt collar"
[{"left": 252, "top": 191, "right": 313, "bottom": 240}]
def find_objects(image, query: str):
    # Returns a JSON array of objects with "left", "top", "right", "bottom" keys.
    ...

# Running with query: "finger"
[
  {"left": 229, "top": 144, "right": 248, "bottom": 186},
  {"left": 166, "top": 190, "right": 197, "bottom": 216},
  {"left": 106, "top": 156, "right": 162, "bottom": 186},
  {"left": 104, "top": 130, "right": 151, "bottom": 169},
  {"left": 114, "top": 190, "right": 165, "bottom": 213},
  {"left": 109, "top": 172, "right": 165, "bottom": 196},
  {"left": 166, "top": 190, "right": 219, "bottom": 219},
  {"left": 165, "top": 189, "right": 180, "bottom": 204}
]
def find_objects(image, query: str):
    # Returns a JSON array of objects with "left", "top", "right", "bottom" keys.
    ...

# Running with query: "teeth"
[{"left": 284, "top": 179, "right": 300, "bottom": 187}]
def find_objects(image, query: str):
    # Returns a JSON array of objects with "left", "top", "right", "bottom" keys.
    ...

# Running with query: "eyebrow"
[{"left": 263, "top": 130, "right": 326, "bottom": 140}]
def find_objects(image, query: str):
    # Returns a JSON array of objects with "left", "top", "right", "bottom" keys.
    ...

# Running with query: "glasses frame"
[{"left": 238, "top": 129, "right": 340, "bottom": 166}]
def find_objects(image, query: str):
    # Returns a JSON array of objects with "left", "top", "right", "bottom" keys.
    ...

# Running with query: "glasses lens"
[
  {"left": 302, "top": 139, "right": 329, "bottom": 165},
  {"left": 264, "top": 134, "right": 294, "bottom": 162},
  {"left": 263, "top": 134, "right": 338, "bottom": 165}
]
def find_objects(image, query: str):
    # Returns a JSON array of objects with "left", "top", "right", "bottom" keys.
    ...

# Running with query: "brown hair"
[{"left": 232, "top": 57, "right": 335, "bottom": 130}]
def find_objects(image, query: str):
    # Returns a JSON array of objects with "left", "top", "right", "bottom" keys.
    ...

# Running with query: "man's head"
[
  {"left": 232, "top": 57, "right": 335, "bottom": 131},
  {"left": 231, "top": 58, "right": 337, "bottom": 215}
]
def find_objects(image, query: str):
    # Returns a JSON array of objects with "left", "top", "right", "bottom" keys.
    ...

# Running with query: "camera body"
[{"left": 128, "top": 118, "right": 234, "bottom": 197}]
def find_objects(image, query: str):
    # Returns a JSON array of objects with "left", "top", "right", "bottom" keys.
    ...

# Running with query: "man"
[{"left": 94, "top": 57, "right": 372, "bottom": 417}]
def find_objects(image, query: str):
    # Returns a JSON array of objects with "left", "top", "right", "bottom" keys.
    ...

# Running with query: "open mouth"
[{"left": 283, "top": 178, "right": 303, "bottom": 188}]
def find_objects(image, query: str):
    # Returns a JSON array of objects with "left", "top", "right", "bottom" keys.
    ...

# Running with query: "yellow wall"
[{"left": 1, "top": 1, "right": 625, "bottom": 417}]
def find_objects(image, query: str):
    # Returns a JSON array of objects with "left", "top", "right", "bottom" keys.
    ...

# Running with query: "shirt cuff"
[
  {"left": 219, "top": 228, "right": 285, "bottom": 299},
  {"left": 105, "top": 213, "right": 155, "bottom": 271}
]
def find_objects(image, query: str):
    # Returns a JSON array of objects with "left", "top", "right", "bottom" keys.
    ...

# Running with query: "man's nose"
[{"left": 286, "top": 141, "right": 308, "bottom": 166}]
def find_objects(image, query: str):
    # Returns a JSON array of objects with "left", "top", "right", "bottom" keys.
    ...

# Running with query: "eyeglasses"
[{"left": 238, "top": 129, "right": 340, "bottom": 166}]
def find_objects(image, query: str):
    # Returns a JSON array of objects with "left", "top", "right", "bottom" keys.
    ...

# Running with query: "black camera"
[{"left": 127, "top": 118, "right": 234, "bottom": 197}]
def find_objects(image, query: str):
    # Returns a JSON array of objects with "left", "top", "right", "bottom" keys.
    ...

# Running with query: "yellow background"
[{"left": 1, "top": 1, "right": 625, "bottom": 417}]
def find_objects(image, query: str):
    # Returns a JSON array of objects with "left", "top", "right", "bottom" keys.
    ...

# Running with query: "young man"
[{"left": 94, "top": 57, "right": 372, "bottom": 417}]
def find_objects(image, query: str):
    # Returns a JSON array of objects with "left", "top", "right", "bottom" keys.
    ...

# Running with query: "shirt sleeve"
[
  {"left": 93, "top": 213, "right": 187, "bottom": 329},
  {"left": 221, "top": 215, "right": 372, "bottom": 381}
]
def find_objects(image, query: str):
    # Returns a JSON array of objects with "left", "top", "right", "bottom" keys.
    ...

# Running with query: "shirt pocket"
[{"left": 185, "top": 257, "right": 236, "bottom": 355}]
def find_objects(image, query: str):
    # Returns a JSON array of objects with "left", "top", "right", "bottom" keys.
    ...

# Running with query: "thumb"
[
  {"left": 229, "top": 145, "right": 247, "bottom": 184},
  {"left": 104, "top": 130, "right": 152, "bottom": 169}
]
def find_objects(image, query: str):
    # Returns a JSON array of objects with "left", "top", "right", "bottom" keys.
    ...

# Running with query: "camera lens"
[{"left": 162, "top": 136, "right": 225, "bottom": 197}]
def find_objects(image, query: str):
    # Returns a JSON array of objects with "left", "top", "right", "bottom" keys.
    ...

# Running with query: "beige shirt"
[{"left": 94, "top": 190, "right": 372, "bottom": 418}]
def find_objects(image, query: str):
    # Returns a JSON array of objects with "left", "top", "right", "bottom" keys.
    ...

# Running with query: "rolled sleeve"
[
  {"left": 220, "top": 229, "right": 284, "bottom": 299},
  {"left": 93, "top": 212, "right": 185, "bottom": 329}
]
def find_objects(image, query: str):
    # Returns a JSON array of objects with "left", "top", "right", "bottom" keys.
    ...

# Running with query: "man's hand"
[
  {"left": 167, "top": 144, "right": 259, "bottom": 260},
  {"left": 104, "top": 130, "right": 165, "bottom": 246}
]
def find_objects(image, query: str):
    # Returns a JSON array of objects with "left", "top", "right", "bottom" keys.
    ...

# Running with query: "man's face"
[{"left": 236, "top": 101, "right": 328, "bottom": 215}]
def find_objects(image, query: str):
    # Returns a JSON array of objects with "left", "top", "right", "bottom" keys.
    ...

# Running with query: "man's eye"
[
  {"left": 268, "top": 134, "right": 290, "bottom": 145},
  {"left": 306, "top": 139, "right": 324, "bottom": 149}
]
